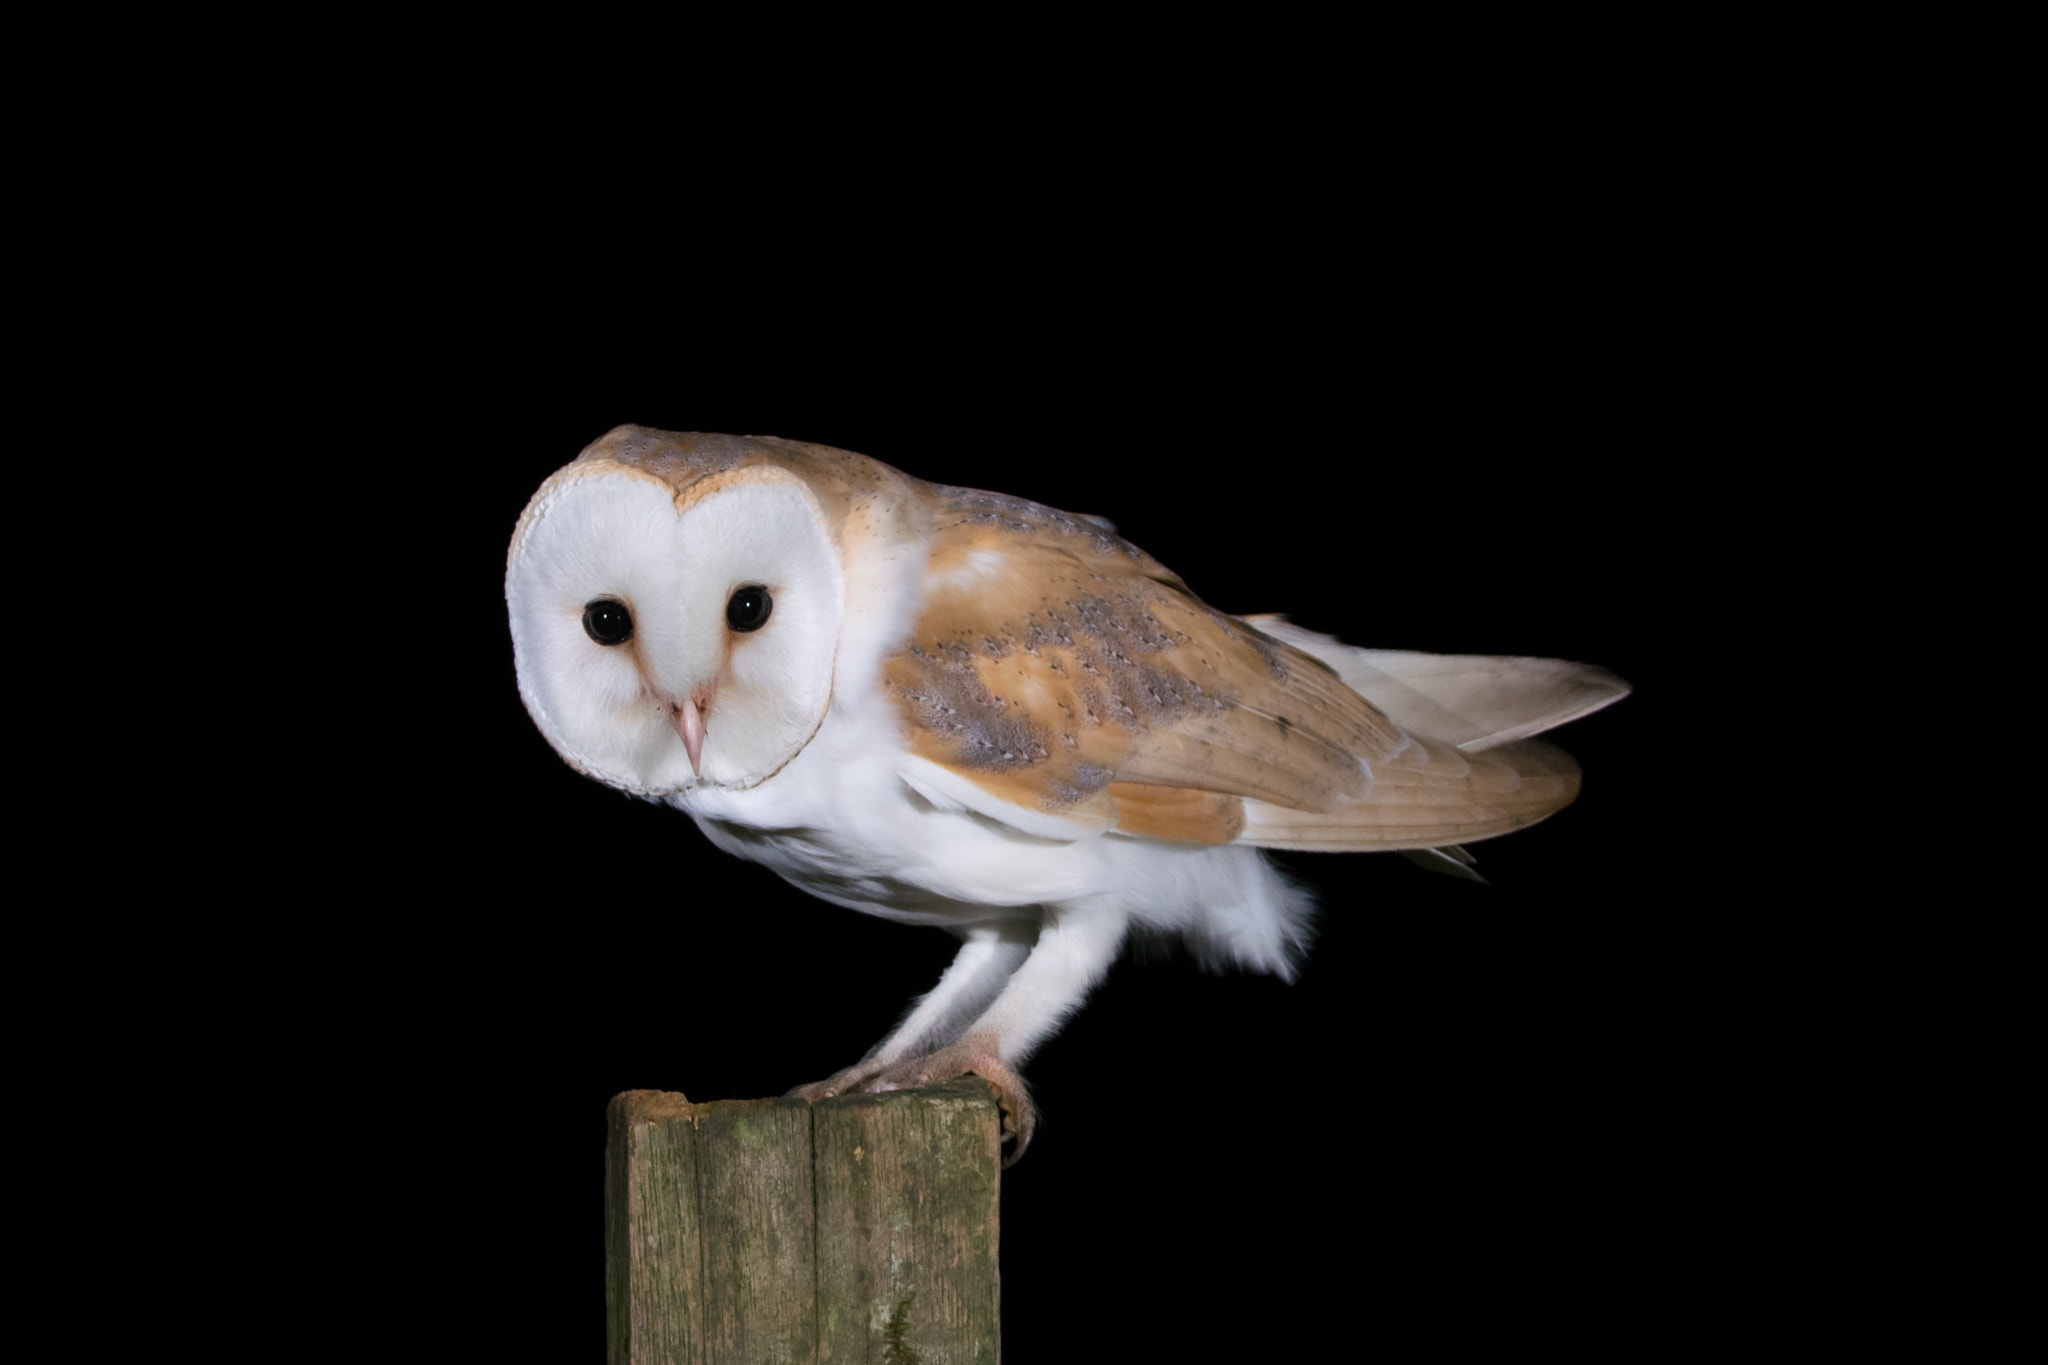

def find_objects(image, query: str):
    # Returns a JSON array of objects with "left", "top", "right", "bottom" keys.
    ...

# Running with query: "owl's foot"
[{"left": 788, "top": 1037, "right": 1037, "bottom": 1166}]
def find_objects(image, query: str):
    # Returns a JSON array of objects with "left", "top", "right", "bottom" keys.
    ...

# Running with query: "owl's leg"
[
  {"left": 788, "top": 922, "right": 1035, "bottom": 1101},
  {"left": 824, "top": 899, "right": 1129, "bottom": 1165},
  {"left": 869, "top": 922, "right": 1040, "bottom": 1065}
]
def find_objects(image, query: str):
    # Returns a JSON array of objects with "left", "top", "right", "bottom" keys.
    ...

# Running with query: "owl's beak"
[{"left": 665, "top": 683, "right": 716, "bottom": 776}]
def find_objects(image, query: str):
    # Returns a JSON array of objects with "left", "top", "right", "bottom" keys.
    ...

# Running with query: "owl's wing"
[
  {"left": 1240, "top": 616, "right": 1631, "bottom": 754},
  {"left": 885, "top": 493, "right": 1627, "bottom": 851}
]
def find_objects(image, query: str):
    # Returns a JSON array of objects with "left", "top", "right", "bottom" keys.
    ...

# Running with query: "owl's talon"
[{"left": 789, "top": 1040, "right": 1036, "bottom": 1164}]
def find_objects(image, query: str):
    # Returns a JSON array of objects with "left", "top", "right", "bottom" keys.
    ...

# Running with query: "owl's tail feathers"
[
  {"left": 1242, "top": 616, "right": 1629, "bottom": 754},
  {"left": 1234, "top": 615, "right": 1623, "bottom": 854},
  {"left": 1237, "top": 734, "right": 1583, "bottom": 851}
]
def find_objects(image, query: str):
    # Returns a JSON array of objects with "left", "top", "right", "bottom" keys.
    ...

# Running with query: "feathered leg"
[
  {"left": 795, "top": 900, "right": 1128, "bottom": 1165},
  {"left": 790, "top": 923, "right": 1034, "bottom": 1101}
]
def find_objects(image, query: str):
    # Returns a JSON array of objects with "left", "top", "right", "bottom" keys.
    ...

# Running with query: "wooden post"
[{"left": 606, "top": 1080, "right": 1002, "bottom": 1364}]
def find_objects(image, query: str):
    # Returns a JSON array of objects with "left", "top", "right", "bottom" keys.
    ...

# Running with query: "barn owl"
[{"left": 507, "top": 426, "right": 1628, "bottom": 1163}]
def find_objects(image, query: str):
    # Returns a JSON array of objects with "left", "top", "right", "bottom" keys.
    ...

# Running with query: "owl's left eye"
[
  {"left": 726, "top": 584, "right": 773, "bottom": 633},
  {"left": 582, "top": 598, "right": 634, "bottom": 646}
]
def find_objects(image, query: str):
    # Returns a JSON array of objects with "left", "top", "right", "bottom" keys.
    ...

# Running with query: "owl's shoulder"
[{"left": 919, "top": 480, "right": 1180, "bottom": 583}]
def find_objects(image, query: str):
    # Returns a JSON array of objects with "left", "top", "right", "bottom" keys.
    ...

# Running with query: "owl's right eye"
[{"left": 582, "top": 599, "right": 634, "bottom": 646}]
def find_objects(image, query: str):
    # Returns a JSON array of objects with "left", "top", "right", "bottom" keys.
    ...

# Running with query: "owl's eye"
[
  {"left": 582, "top": 599, "right": 634, "bottom": 646},
  {"left": 726, "top": 584, "right": 773, "bottom": 633}
]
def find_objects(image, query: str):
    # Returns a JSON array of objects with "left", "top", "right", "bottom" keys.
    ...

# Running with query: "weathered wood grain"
[
  {"left": 604, "top": 1082, "right": 1002, "bottom": 1364},
  {"left": 607, "top": 1089, "right": 705, "bottom": 1365},
  {"left": 695, "top": 1097, "right": 819, "bottom": 1365},
  {"left": 813, "top": 1080, "right": 1002, "bottom": 1364}
]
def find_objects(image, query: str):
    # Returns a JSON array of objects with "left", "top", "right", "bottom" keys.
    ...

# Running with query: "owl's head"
[{"left": 507, "top": 449, "right": 846, "bottom": 796}]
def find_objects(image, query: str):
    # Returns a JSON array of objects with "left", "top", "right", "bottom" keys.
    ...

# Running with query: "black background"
[
  {"left": 24, "top": 26, "right": 2023, "bottom": 1356},
  {"left": 297, "top": 194, "right": 2032, "bottom": 1361}
]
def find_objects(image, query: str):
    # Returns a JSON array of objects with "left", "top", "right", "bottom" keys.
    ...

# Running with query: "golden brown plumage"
[{"left": 884, "top": 469, "right": 1594, "bottom": 854}]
